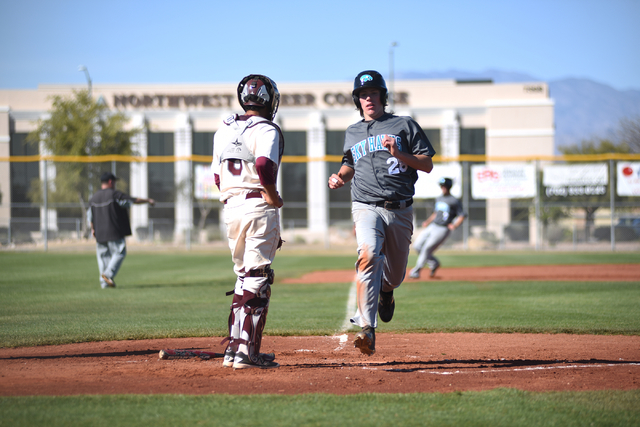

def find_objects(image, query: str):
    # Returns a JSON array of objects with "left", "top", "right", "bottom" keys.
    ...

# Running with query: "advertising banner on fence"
[
  {"left": 542, "top": 163, "right": 607, "bottom": 197},
  {"left": 415, "top": 162, "right": 463, "bottom": 198},
  {"left": 194, "top": 165, "right": 220, "bottom": 200},
  {"left": 471, "top": 163, "right": 536, "bottom": 199},
  {"left": 617, "top": 162, "right": 640, "bottom": 196}
]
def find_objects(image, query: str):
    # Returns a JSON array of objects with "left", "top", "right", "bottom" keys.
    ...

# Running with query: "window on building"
[
  {"left": 506, "top": 206, "right": 530, "bottom": 241},
  {"left": 192, "top": 132, "right": 218, "bottom": 230},
  {"left": 281, "top": 131, "right": 307, "bottom": 227},
  {"left": 459, "top": 128, "right": 486, "bottom": 228},
  {"left": 423, "top": 129, "right": 441, "bottom": 154},
  {"left": 326, "top": 130, "right": 351, "bottom": 222},
  {"left": 460, "top": 128, "right": 485, "bottom": 155},
  {"left": 148, "top": 132, "right": 175, "bottom": 238},
  {"left": 10, "top": 132, "right": 40, "bottom": 231},
  {"left": 193, "top": 132, "right": 214, "bottom": 156}
]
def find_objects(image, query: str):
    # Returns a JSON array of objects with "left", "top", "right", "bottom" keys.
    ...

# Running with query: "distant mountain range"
[{"left": 397, "top": 69, "right": 640, "bottom": 153}]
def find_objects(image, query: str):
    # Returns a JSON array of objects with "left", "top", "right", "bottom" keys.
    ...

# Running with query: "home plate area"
[{"left": 1, "top": 333, "right": 638, "bottom": 396}]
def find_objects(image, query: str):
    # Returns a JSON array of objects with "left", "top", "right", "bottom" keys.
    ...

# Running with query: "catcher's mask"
[
  {"left": 237, "top": 74, "right": 280, "bottom": 120},
  {"left": 352, "top": 70, "right": 388, "bottom": 108}
]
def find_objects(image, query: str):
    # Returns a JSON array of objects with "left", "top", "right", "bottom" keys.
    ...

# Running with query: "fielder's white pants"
[{"left": 223, "top": 195, "right": 281, "bottom": 295}]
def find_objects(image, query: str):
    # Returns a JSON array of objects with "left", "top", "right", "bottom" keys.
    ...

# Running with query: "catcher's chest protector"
[{"left": 219, "top": 116, "right": 256, "bottom": 165}]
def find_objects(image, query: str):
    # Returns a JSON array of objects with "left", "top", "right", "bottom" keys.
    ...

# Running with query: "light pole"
[
  {"left": 389, "top": 42, "right": 398, "bottom": 113},
  {"left": 78, "top": 65, "right": 94, "bottom": 197},
  {"left": 78, "top": 65, "right": 92, "bottom": 98}
]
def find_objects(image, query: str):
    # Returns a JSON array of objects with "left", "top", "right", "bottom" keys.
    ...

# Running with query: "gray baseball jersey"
[
  {"left": 344, "top": 113, "right": 435, "bottom": 330},
  {"left": 342, "top": 113, "right": 435, "bottom": 202},
  {"left": 433, "top": 194, "right": 467, "bottom": 226},
  {"left": 411, "top": 194, "right": 466, "bottom": 275}
]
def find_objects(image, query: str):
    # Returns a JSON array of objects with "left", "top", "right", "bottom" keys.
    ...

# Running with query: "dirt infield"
[
  {"left": 283, "top": 263, "right": 640, "bottom": 284},
  {"left": 1, "top": 264, "right": 638, "bottom": 396}
]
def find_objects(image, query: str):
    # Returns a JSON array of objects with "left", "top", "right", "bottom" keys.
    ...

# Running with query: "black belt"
[{"left": 358, "top": 199, "right": 413, "bottom": 210}]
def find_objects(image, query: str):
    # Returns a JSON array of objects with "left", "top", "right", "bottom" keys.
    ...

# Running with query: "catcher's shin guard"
[
  {"left": 235, "top": 281, "right": 271, "bottom": 362},
  {"left": 223, "top": 292, "right": 244, "bottom": 367}
]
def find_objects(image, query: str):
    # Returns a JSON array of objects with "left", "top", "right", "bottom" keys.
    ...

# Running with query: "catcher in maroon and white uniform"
[{"left": 212, "top": 74, "right": 284, "bottom": 369}]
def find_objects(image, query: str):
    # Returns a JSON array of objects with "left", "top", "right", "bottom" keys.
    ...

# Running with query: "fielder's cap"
[
  {"left": 438, "top": 177, "right": 453, "bottom": 188},
  {"left": 100, "top": 172, "right": 118, "bottom": 182}
]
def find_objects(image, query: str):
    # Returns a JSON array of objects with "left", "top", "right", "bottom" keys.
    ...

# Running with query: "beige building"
[{"left": 0, "top": 78, "right": 554, "bottom": 245}]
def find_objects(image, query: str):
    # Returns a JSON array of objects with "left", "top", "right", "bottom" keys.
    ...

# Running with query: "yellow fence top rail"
[{"left": 2, "top": 153, "right": 640, "bottom": 163}]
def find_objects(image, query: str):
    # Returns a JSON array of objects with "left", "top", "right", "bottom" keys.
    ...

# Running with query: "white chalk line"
[
  {"left": 385, "top": 362, "right": 640, "bottom": 375},
  {"left": 341, "top": 280, "right": 357, "bottom": 332},
  {"left": 328, "top": 279, "right": 358, "bottom": 352}
]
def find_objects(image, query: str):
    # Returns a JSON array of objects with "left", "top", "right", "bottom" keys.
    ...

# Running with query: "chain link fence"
[{"left": 2, "top": 155, "right": 639, "bottom": 251}]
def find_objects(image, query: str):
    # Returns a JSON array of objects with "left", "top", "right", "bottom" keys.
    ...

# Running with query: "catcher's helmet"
[
  {"left": 237, "top": 74, "right": 280, "bottom": 120},
  {"left": 438, "top": 177, "right": 453, "bottom": 189},
  {"left": 352, "top": 70, "right": 388, "bottom": 107}
]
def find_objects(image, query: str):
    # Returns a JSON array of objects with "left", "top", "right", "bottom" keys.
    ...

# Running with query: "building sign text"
[{"left": 112, "top": 92, "right": 409, "bottom": 109}]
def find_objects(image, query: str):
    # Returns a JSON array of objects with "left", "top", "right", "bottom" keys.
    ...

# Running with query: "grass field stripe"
[{"left": 340, "top": 280, "right": 357, "bottom": 332}]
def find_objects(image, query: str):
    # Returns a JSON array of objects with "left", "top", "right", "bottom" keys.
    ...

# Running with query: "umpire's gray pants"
[
  {"left": 96, "top": 238, "right": 126, "bottom": 288},
  {"left": 349, "top": 202, "right": 413, "bottom": 329},
  {"left": 413, "top": 223, "right": 450, "bottom": 272}
]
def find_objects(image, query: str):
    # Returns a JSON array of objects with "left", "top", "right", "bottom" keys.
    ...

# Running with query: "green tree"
[
  {"left": 27, "top": 90, "right": 139, "bottom": 236},
  {"left": 618, "top": 115, "right": 640, "bottom": 153},
  {"left": 556, "top": 138, "right": 630, "bottom": 241},
  {"left": 560, "top": 138, "right": 631, "bottom": 156}
]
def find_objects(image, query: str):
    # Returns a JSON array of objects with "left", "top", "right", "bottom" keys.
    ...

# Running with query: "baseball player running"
[
  {"left": 410, "top": 177, "right": 466, "bottom": 279},
  {"left": 212, "top": 74, "right": 284, "bottom": 369},
  {"left": 328, "top": 70, "right": 435, "bottom": 355}
]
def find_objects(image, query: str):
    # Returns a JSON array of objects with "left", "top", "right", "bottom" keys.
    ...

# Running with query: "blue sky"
[{"left": 1, "top": 0, "right": 638, "bottom": 91}]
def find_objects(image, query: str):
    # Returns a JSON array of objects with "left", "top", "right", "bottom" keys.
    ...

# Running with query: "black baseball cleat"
[
  {"left": 429, "top": 265, "right": 439, "bottom": 278},
  {"left": 378, "top": 289, "right": 395, "bottom": 322},
  {"left": 354, "top": 326, "right": 376, "bottom": 355}
]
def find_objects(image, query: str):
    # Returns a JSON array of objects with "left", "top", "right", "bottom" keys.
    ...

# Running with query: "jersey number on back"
[
  {"left": 387, "top": 157, "right": 408, "bottom": 175},
  {"left": 227, "top": 160, "right": 243, "bottom": 176}
]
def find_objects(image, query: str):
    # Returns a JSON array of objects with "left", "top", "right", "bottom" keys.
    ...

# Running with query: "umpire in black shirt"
[{"left": 88, "top": 172, "right": 155, "bottom": 288}]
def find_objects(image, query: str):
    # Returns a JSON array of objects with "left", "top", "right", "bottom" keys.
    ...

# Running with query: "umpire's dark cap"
[{"left": 100, "top": 172, "right": 118, "bottom": 182}]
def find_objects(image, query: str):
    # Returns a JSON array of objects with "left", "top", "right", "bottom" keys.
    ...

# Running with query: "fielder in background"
[
  {"left": 328, "top": 70, "right": 435, "bottom": 355},
  {"left": 212, "top": 74, "right": 284, "bottom": 370},
  {"left": 409, "top": 177, "right": 467, "bottom": 279},
  {"left": 88, "top": 172, "right": 155, "bottom": 289}
]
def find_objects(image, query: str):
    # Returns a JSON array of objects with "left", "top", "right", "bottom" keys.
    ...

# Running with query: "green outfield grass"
[
  {"left": 1, "top": 250, "right": 639, "bottom": 426},
  {"left": 1, "top": 390, "right": 639, "bottom": 427},
  {"left": 0, "top": 251, "right": 639, "bottom": 347}
]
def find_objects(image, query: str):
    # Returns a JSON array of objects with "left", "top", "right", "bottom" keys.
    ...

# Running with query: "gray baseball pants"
[
  {"left": 96, "top": 238, "right": 126, "bottom": 288},
  {"left": 349, "top": 201, "right": 413, "bottom": 329},
  {"left": 413, "top": 223, "right": 450, "bottom": 272}
]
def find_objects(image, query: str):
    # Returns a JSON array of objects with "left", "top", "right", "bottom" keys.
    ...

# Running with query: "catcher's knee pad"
[{"left": 254, "top": 280, "right": 271, "bottom": 302}]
